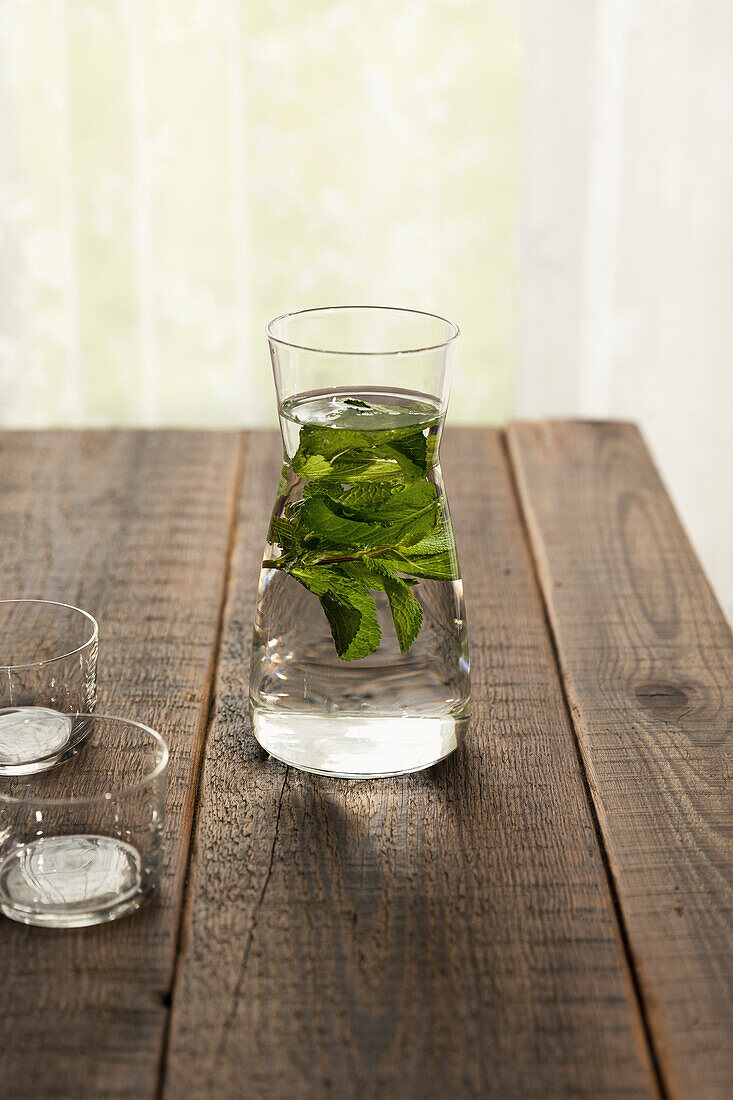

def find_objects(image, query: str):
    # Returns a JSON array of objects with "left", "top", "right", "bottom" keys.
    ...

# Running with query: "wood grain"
[
  {"left": 163, "top": 428, "right": 656, "bottom": 1099},
  {"left": 0, "top": 430, "right": 240, "bottom": 1099},
  {"left": 507, "top": 420, "right": 733, "bottom": 1100}
]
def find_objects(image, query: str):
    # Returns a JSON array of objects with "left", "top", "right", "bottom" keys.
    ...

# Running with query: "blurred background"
[{"left": 0, "top": 0, "right": 731, "bottom": 619}]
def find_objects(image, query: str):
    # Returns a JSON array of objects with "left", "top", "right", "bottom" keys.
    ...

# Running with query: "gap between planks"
[
  {"left": 155, "top": 431, "right": 248, "bottom": 1100},
  {"left": 500, "top": 429, "right": 668, "bottom": 1100}
]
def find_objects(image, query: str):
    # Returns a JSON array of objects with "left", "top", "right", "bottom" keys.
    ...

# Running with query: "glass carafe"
[{"left": 250, "top": 306, "right": 470, "bottom": 778}]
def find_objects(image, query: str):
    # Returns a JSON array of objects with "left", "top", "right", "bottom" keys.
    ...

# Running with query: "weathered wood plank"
[
  {"left": 507, "top": 420, "right": 733, "bottom": 1100},
  {"left": 0, "top": 430, "right": 240, "bottom": 1099},
  {"left": 164, "top": 427, "right": 656, "bottom": 1099}
]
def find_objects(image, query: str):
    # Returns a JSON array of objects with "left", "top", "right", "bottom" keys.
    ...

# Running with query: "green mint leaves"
[{"left": 265, "top": 416, "right": 459, "bottom": 661}]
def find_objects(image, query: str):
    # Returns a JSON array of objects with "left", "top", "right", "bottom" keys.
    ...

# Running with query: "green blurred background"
[{"left": 1, "top": 0, "right": 520, "bottom": 427}]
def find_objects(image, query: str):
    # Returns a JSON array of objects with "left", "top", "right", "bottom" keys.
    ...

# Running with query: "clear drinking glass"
[
  {"left": 0, "top": 600, "right": 99, "bottom": 774},
  {"left": 0, "top": 714, "right": 167, "bottom": 927},
  {"left": 250, "top": 306, "right": 470, "bottom": 778}
]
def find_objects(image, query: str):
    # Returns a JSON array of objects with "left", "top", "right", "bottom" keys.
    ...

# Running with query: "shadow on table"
[{"left": 255, "top": 736, "right": 493, "bottom": 1092}]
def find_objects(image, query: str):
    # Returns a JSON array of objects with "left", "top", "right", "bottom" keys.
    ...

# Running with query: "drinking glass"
[
  {"left": 0, "top": 714, "right": 167, "bottom": 927},
  {"left": 0, "top": 599, "right": 98, "bottom": 774},
  {"left": 250, "top": 306, "right": 470, "bottom": 778}
]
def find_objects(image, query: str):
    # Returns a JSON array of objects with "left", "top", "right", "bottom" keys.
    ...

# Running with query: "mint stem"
[
  {"left": 311, "top": 547, "right": 392, "bottom": 566},
  {"left": 262, "top": 546, "right": 391, "bottom": 570}
]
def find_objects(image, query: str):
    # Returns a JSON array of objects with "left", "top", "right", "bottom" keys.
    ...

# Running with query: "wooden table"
[{"left": 0, "top": 424, "right": 730, "bottom": 1100}]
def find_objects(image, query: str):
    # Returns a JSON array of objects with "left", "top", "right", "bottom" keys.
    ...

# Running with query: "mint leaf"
[
  {"left": 291, "top": 565, "right": 383, "bottom": 660},
  {"left": 303, "top": 480, "right": 435, "bottom": 524},
  {"left": 295, "top": 498, "right": 378, "bottom": 547},
  {"left": 319, "top": 594, "right": 363, "bottom": 658},
  {"left": 340, "top": 480, "right": 402, "bottom": 507},
  {"left": 337, "top": 561, "right": 387, "bottom": 591},
  {"left": 378, "top": 548, "right": 460, "bottom": 580},
  {"left": 304, "top": 479, "right": 402, "bottom": 508},
  {"left": 268, "top": 515, "right": 300, "bottom": 549},
  {"left": 404, "top": 515, "right": 455, "bottom": 556},
  {"left": 382, "top": 500, "right": 439, "bottom": 547},
  {"left": 295, "top": 425, "right": 379, "bottom": 460},
  {"left": 291, "top": 422, "right": 435, "bottom": 484},
  {"left": 386, "top": 430, "right": 428, "bottom": 475},
  {"left": 319, "top": 582, "right": 381, "bottom": 660},
  {"left": 368, "top": 480, "right": 436, "bottom": 522},
  {"left": 290, "top": 564, "right": 341, "bottom": 596},
  {"left": 378, "top": 443, "right": 425, "bottom": 480},
  {"left": 292, "top": 452, "right": 334, "bottom": 479},
  {"left": 383, "top": 575, "right": 423, "bottom": 652},
  {"left": 296, "top": 492, "right": 439, "bottom": 552},
  {"left": 309, "top": 455, "right": 405, "bottom": 484}
]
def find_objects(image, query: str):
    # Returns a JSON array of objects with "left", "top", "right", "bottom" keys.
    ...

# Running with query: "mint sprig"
[{"left": 265, "top": 418, "right": 459, "bottom": 660}]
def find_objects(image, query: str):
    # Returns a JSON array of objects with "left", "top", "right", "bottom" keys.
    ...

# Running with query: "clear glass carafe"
[{"left": 250, "top": 307, "right": 470, "bottom": 778}]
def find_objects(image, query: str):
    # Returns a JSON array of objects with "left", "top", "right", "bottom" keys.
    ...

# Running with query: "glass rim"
[
  {"left": 0, "top": 599, "right": 98, "bottom": 671},
  {"left": 0, "top": 713, "right": 169, "bottom": 805},
  {"left": 266, "top": 305, "right": 460, "bottom": 357}
]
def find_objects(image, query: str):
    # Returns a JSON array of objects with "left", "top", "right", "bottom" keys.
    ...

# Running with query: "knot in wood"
[{"left": 634, "top": 682, "right": 689, "bottom": 711}]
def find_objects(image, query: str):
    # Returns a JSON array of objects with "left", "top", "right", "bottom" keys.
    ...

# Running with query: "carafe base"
[{"left": 252, "top": 708, "right": 468, "bottom": 779}]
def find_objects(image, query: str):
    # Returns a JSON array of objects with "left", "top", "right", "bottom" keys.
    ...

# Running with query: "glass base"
[
  {"left": 0, "top": 708, "right": 93, "bottom": 776},
  {"left": 0, "top": 834, "right": 151, "bottom": 928},
  {"left": 252, "top": 710, "right": 467, "bottom": 778}
]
